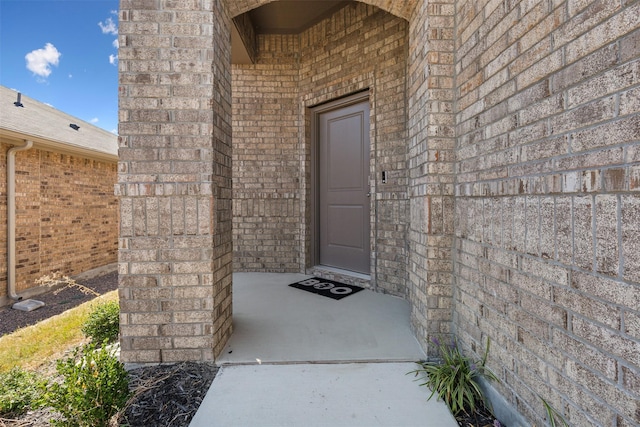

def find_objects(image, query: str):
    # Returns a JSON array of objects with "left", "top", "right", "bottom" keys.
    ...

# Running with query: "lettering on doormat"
[{"left": 289, "top": 277, "right": 364, "bottom": 300}]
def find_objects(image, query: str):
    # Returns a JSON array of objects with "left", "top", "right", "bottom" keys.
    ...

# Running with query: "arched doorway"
[{"left": 230, "top": 1, "right": 410, "bottom": 296}]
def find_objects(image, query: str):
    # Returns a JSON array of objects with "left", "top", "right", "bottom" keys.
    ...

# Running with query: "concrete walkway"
[{"left": 189, "top": 273, "right": 457, "bottom": 427}]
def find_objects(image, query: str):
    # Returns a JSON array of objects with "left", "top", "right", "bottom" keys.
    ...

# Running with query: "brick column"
[
  {"left": 407, "top": 0, "right": 456, "bottom": 354},
  {"left": 117, "top": 0, "right": 232, "bottom": 364}
]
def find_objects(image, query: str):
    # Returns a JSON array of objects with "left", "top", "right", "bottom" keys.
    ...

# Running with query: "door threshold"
[
  {"left": 307, "top": 266, "right": 372, "bottom": 289},
  {"left": 313, "top": 266, "right": 370, "bottom": 280}
]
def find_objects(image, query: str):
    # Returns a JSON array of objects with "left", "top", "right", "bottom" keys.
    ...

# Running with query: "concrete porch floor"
[{"left": 189, "top": 272, "right": 457, "bottom": 426}]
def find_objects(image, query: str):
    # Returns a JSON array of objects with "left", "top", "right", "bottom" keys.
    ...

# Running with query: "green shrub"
[
  {"left": 42, "top": 342, "right": 131, "bottom": 427},
  {"left": 411, "top": 336, "right": 498, "bottom": 416},
  {"left": 0, "top": 367, "right": 43, "bottom": 417},
  {"left": 82, "top": 300, "right": 120, "bottom": 344}
]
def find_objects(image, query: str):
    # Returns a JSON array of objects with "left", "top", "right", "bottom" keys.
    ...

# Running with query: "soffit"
[
  {"left": 231, "top": 1, "right": 350, "bottom": 64},
  {"left": 248, "top": 1, "right": 349, "bottom": 34}
]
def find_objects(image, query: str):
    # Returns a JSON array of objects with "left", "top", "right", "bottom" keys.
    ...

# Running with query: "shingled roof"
[{"left": 0, "top": 85, "right": 118, "bottom": 161}]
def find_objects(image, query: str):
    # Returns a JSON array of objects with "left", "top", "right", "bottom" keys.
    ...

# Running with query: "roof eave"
[{"left": 0, "top": 128, "right": 119, "bottom": 163}]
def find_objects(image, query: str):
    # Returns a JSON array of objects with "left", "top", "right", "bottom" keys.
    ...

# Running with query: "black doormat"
[{"left": 289, "top": 277, "right": 364, "bottom": 300}]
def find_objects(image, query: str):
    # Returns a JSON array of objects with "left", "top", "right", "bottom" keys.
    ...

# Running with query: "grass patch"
[{"left": 0, "top": 291, "right": 118, "bottom": 373}]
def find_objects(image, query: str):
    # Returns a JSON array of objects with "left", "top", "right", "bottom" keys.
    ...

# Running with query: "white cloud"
[
  {"left": 90, "top": 118, "right": 99, "bottom": 124},
  {"left": 98, "top": 17, "right": 118, "bottom": 35},
  {"left": 111, "top": 128, "right": 118, "bottom": 135},
  {"left": 68, "top": 74, "right": 73, "bottom": 78},
  {"left": 101, "top": 13, "right": 119, "bottom": 68},
  {"left": 25, "top": 43, "right": 61, "bottom": 78}
]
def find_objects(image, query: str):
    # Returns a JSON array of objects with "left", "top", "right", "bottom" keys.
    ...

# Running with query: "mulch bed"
[
  {"left": 119, "top": 362, "right": 218, "bottom": 427},
  {"left": 456, "top": 404, "right": 502, "bottom": 426},
  {"left": 0, "top": 271, "right": 119, "bottom": 337}
]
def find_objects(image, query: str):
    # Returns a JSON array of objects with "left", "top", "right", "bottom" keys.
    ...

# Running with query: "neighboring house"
[
  {"left": 0, "top": 85, "right": 118, "bottom": 307},
  {"left": 118, "top": 1, "right": 639, "bottom": 426}
]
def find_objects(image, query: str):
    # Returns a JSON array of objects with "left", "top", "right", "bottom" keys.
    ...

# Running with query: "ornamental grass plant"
[{"left": 411, "top": 336, "right": 498, "bottom": 417}]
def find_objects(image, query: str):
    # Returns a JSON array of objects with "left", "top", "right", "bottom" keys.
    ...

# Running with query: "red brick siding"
[{"left": 0, "top": 141, "right": 117, "bottom": 301}]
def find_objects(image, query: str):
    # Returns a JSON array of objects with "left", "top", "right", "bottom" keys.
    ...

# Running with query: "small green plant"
[
  {"left": 0, "top": 367, "right": 44, "bottom": 417},
  {"left": 541, "top": 396, "right": 569, "bottom": 427},
  {"left": 82, "top": 300, "right": 120, "bottom": 344},
  {"left": 42, "top": 341, "right": 130, "bottom": 427},
  {"left": 411, "top": 336, "right": 498, "bottom": 416}
]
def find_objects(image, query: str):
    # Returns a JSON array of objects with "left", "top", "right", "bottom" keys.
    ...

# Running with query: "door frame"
[{"left": 310, "top": 90, "right": 371, "bottom": 273}]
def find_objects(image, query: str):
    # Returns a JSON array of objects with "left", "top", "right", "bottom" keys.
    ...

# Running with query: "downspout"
[{"left": 7, "top": 140, "right": 33, "bottom": 300}]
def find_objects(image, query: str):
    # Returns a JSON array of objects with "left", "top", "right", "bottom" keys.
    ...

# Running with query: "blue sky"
[{"left": 0, "top": 0, "right": 119, "bottom": 133}]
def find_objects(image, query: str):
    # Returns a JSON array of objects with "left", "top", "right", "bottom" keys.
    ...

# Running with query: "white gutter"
[
  {"left": 0, "top": 129, "right": 118, "bottom": 163},
  {"left": 7, "top": 140, "right": 33, "bottom": 300}
]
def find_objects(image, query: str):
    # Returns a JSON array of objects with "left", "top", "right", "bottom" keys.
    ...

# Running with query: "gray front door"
[{"left": 318, "top": 99, "right": 370, "bottom": 274}]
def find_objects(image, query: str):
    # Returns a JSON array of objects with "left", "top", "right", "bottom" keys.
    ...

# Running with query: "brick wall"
[
  {"left": 117, "top": 0, "right": 233, "bottom": 363},
  {"left": 453, "top": 0, "right": 640, "bottom": 424},
  {"left": 407, "top": 0, "right": 457, "bottom": 352},
  {"left": 232, "top": 34, "right": 302, "bottom": 272},
  {"left": 0, "top": 141, "right": 118, "bottom": 304},
  {"left": 232, "top": 2, "right": 410, "bottom": 295}
]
